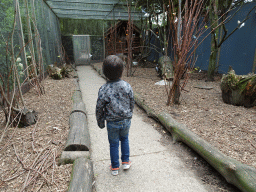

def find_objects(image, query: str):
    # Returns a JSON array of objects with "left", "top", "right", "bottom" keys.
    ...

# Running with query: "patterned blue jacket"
[{"left": 96, "top": 79, "right": 134, "bottom": 128}]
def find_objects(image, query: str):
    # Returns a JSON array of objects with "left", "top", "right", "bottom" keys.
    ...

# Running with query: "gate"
[{"left": 73, "top": 35, "right": 91, "bottom": 65}]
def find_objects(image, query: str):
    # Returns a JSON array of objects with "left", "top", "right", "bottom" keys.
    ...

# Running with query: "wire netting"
[
  {"left": 0, "top": 1, "right": 20, "bottom": 85},
  {"left": 0, "top": 0, "right": 63, "bottom": 90},
  {"left": 31, "top": 0, "right": 63, "bottom": 66},
  {"left": 90, "top": 35, "right": 104, "bottom": 62}
]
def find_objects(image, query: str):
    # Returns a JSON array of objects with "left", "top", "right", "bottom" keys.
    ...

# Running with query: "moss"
[
  {"left": 67, "top": 162, "right": 75, "bottom": 191},
  {"left": 221, "top": 70, "right": 256, "bottom": 107},
  {"left": 51, "top": 73, "right": 62, "bottom": 80},
  {"left": 221, "top": 71, "right": 256, "bottom": 96}
]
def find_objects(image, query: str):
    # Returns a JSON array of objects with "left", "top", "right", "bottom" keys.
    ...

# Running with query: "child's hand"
[{"left": 98, "top": 121, "right": 105, "bottom": 129}]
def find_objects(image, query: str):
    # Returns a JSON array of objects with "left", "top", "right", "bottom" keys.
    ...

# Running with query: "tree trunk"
[
  {"left": 172, "top": 78, "right": 180, "bottom": 104},
  {"left": 127, "top": 3, "right": 132, "bottom": 77},
  {"left": 207, "top": 0, "right": 219, "bottom": 81},
  {"left": 167, "top": 77, "right": 180, "bottom": 105},
  {"left": 207, "top": 41, "right": 218, "bottom": 81}
]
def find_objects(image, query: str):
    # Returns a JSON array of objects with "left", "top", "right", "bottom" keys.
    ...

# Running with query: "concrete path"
[{"left": 77, "top": 65, "right": 211, "bottom": 192}]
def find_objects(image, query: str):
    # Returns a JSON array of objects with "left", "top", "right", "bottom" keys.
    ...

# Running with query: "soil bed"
[
  {"left": 95, "top": 62, "right": 256, "bottom": 169},
  {"left": 0, "top": 76, "right": 75, "bottom": 191}
]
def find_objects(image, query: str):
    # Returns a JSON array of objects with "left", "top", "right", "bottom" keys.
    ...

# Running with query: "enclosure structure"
[
  {"left": 0, "top": 0, "right": 146, "bottom": 128},
  {"left": 72, "top": 35, "right": 91, "bottom": 65},
  {"left": 0, "top": 0, "right": 145, "bottom": 83},
  {"left": 104, "top": 20, "right": 141, "bottom": 57}
]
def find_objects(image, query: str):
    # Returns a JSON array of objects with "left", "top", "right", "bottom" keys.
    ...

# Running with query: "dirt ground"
[
  {"left": 95, "top": 62, "right": 256, "bottom": 169},
  {"left": 0, "top": 76, "right": 74, "bottom": 191}
]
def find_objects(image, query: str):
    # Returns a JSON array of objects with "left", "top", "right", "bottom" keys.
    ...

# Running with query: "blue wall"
[{"left": 217, "top": 2, "right": 256, "bottom": 75}]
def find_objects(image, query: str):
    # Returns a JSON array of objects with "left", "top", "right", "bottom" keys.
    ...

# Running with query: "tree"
[
  {"left": 207, "top": 0, "right": 256, "bottom": 81},
  {"left": 167, "top": 0, "right": 208, "bottom": 104},
  {"left": 137, "top": 0, "right": 209, "bottom": 104}
]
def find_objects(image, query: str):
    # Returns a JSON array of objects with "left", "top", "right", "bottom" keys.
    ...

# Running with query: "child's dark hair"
[{"left": 103, "top": 55, "right": 124, "bottom": 80}]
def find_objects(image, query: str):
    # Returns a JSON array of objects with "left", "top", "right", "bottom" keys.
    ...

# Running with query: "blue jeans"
[{"left": 107, "top": 119, "right": 131, "bottom": 169}]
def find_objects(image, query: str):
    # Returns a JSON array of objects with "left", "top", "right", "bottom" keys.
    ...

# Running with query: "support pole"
[
  {"left": 113, "top": 5, "right": 116, "bottom": 55},
  {"left": 14, "top": 0, "right": 29, "bottom": 78},
  {"left": 127, "top": 0, "right": 132, "bottom": 77},
  {"left": 103, "top": 20, "right": 105, "bottom": 59},
  {"left": 30, "top": 0, "right": 44, "bottom": 80},
  {"left": 24, "top": 0, "right": 37, "bottom": 77}
]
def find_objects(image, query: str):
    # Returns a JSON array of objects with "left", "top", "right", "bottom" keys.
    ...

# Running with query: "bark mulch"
[{"left": 0, "top": 76, "right": 75, "bottom": 191}]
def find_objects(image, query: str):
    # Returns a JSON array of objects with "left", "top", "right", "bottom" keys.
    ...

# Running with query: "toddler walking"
[{"left": 96, "top": 55, "right": 134, "bottom": 176}]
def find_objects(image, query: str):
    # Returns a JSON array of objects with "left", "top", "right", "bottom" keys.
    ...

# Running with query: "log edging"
[
  {"left": 59, "top": 151, "right": 90, "bottom": 165},
  {"left": 92, "top": 63, "right": 256, "bottom": 192},
  {"left": 59, "top": 74, "right": 93, "bottom": 191},
  {"left": 157, "top": 112, "right": 256, "bottom": 192},
  {"left": 67, "top": 157, "right": 93, "bottom": 192},
  {"left": 64, "top": 111, "right": 90, "bottom": 151},
  {"left": 70, "top": 102, "right": 87, "bottom": 116}
]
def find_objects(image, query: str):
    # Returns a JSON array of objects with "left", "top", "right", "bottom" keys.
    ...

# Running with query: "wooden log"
[
  {"left": 65, "top": 111, "right": 90, "bottom": 151},
  {"left": 72, "top": 90, "right": 83, "bottom": 103},
  {"left": 220, "top": 71, "right": 256, "bottom": 107},
  {"left": 67, "top": 157, "right": 93, "bottom": 192},
  {"left": 134, "top": 93, "right": 158, "bottom": 120},
  {"left": 73, "top": 78, "right": 80, "bottom": 91},
  {"left": 19, "top": 108, "right": 38, "bottom": 127},
  {"left": 157, "top": 112, "right": 256, "bottom": 192},
  {"left": 158, "top": 56, "right": 174, "bottom": 80},
  {"left": 71, "top": 102, "right": 86, "bottom": 115},
  {"left": 58, "top": 151, "right": 90, "bottom": 165}
]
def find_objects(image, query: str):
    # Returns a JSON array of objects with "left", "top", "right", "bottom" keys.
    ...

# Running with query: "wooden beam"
[{"left": 67, "top": 157, "right": 93, "bottom": 192}]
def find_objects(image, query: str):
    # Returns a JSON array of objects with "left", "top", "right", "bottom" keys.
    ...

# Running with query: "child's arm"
[
  {"left": 96, "top": 89, "right": 106, "bottom": 128},
  {"left": 129, "top": 89, "right": 135, "bottom": 113}
]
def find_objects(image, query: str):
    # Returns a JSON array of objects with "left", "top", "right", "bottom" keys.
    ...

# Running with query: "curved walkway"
[{"left": 76, "top": 65, "right": 212, "bottom": 192}]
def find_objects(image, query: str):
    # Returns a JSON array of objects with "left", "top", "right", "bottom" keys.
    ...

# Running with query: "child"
[{"left": 96, "top": 55, "right": 135, "bottom": 176}]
